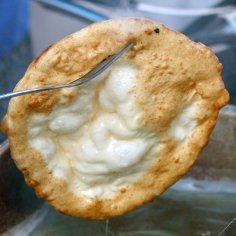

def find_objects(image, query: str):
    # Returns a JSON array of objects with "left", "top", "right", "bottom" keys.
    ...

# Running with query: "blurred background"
[{"left": 0, "top": 1, "right": 236, "bottom": 235}]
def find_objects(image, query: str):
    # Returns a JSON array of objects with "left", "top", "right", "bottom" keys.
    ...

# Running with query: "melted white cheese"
[
  {"left": 28, "top": 62, "right": 197, "bottom": 199},
  {"left": 170, "top": 103, "right": 197, "bottom": 141}
]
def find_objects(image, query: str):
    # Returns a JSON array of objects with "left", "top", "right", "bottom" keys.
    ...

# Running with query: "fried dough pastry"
[{"left": 1, "top": 18, "right": 229, "bottom": 219}]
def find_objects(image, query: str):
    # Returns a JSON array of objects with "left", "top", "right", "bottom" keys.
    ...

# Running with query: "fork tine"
[
  {"left": 0, "top": 43, "right": 134, "bottom": 101},
  {"left": 69, "top": 54, "right": 114, "bottom": 85},
  {"left": 71, "top": 43, "right": 134, "bottom": 85}
]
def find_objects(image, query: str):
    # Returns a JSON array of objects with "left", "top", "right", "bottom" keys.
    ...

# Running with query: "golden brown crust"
[{"left": 1, "top": 18, "right": 229, "bottom": 219}]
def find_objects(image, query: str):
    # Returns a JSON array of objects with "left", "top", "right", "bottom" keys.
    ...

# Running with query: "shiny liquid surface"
[{"left": 29, "top": 188, "right": 236, "bottom": 236}]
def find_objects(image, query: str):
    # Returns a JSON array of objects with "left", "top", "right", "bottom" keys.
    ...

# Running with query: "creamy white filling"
[
  {"left": 170, "top": 103, "right": 197, "bottom": 141},
  {"left": 28, "top": 61, "right": 197, "bottom": 199}
]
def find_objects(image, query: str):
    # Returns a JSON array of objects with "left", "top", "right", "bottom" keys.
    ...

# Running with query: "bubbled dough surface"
[{"left": 2, "top": 18, "right": 229, "bottom": 219}]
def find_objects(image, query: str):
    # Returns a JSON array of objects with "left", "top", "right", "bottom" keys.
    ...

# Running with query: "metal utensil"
[{"left": 0, "top": 43, "right": 134, "bottom": 101}]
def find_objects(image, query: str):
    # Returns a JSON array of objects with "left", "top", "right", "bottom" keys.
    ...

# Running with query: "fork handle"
[
  {"left": 0, "top": 43, "right": 134, "bottom": 101},
  {"left": 0, "top": 84, "right": 63, "bottom": 100},
  {"left": 0, "top": 82, "right": 80, "bottom": 101}
]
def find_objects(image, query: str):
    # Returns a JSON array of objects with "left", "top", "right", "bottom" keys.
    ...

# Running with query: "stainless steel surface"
[{"left": 0, "top": 43, "right": 133, "bottom": 101}]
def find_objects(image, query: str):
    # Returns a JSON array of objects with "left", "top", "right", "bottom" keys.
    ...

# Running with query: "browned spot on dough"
[
  {"left": 27, "top": 179, "right": 39, "bottom": 187},
  {"left": 27, "top": 91, "right": 55, "bottom": 112},
  {"left": 174, "top": 159, "right": 179, "bottom": 163},
  {"left": 127, "top": 35, "right": 136, "bottom": 44},
  {"left": 91, "top": 42, "right": 100, "bottom": 50},
  {"left": 127, "top": 50, "right": 136, "bottom": 59},
  {"left": 120, "top": 187, "right": 127, "bottom": 194},
  {"left": 144, "top": 29, "right": 153, "bottom": 35},
  {"left": 217, "top": 63, "right": 223, "bottom": 72}
]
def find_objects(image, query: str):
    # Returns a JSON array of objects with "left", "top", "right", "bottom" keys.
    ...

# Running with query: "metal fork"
[{"left": 0, "top": 43, "right": 134, "bottom": 101}]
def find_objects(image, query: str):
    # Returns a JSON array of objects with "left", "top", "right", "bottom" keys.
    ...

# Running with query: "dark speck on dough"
[{"left": 154, "top": 28, "right": 160, "bottom": 34}]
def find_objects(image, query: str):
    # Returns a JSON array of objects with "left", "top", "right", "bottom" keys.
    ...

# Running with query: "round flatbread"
[{"left": 1, "top": 18, "right": 229, "bottom": 219}]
